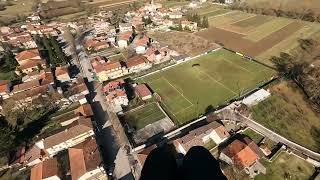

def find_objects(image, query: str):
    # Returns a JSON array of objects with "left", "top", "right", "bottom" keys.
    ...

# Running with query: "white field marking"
[
  {"left": 162, "top": 77, "right": 193, "bottom": 106},
  {"left": 137, "top": 107, "right": 164, "bottom": 123},
  {"left": 174, "top": 104, "right": 194, "bottom": 116},
  {"left": 222, "top": 58, "right": 252, "bottom": 73},
  {"left": 196, "top": 68, "right": 237, "bottom": 95}
]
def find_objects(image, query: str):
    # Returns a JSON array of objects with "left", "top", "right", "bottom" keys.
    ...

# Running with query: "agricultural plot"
[
  {"left": 197, "top": 11, "right": 320, "bottom": 65},
  {"left": 140, "top": 49, "right": 273, "bottom": 125}
]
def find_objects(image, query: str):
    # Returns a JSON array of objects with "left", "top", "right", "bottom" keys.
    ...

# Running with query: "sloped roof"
[
  {"left": 221, "top": 138, "right": 259, "bottom": 168},
  {"left": 126, "top": 55, "right": 147, "bottom": 68},
  {"left": 69, "top": 138, "right": 102, "bottom": 180},
  {"left": 15, "top": 49, "right": 40, "bottom": 61},
  {"left": 135, "top": 84, "right": 151, "bottom": 98},
  {"left": 43, "top": 118, "right": 93, "bottom": 149},
  {"left": 12, "top": 79, "right": 40, "bottom": 93}
]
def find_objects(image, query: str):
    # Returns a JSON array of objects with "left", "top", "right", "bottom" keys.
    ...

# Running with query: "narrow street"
[{"left": 71, "top": 29, "right": 135, "bottom": 179}]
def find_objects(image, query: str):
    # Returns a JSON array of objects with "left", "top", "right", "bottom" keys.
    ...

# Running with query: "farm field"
[
  {"left": 140, "top": 49, "right": 274, "bottom": 125},
  {"left": 148, "top": 31, "right": 219, "bottom": 56},
  {"left": 0, "top": 0, "right": 35, "bottom": 24},
  {"left": 124, "top": 103, "right": 166, "bottom": 130},
  {"left": 197, "top": 11, "right": 320, "bottom": 65},
  {"left": 255, "top": 151, "right": 315, "bottom": 180},
  {"left": 251, "top": 82, "right": 320, "bottom": 153}
]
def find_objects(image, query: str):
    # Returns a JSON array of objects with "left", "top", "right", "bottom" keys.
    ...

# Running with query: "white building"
[
  {"left": 175, "top": 121, "right": 230, "bottom": 154},
  {"left": 35, "top": 118, "right": 94, "bottom": 157}
]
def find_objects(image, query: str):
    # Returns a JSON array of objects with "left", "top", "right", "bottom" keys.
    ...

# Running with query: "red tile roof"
[
  {"left": 134, "top": 35, "right": 149, "bottom": 47},
  {"left": 0, "top": 80, "right": 10, "bottom": 93},
  {"left": 126, "top": 55, "right": 146, "bottom": 68},
  {"left": 15, "top": 49, "right": 40, "bottom": 62},
  {"left": 43, "top": 118, "right": 93, "bottom": 149},
  {"left": 69, "top": 138, "right": 102, "bottom": 180},
  {"left": 135, "top": 84, "right": 151, "bottom": 98},
  {"left": 119, "top": 31, "right": 132, "bottom": 41},
  {"left": 30, "top": 158, "right": 59, "bottom": 180},
  {"left": 12, "top": 79, "right": 40, "bottom": 93},
  {"left": 221, "top": 139, "right": 258, "bottom": 168},
  {"left": 55, "top": 66, "right": 69, "bottom": 76},
  {"left": 94, "top": 61, "right": 121, "bottom": 73},
  {"left": 102, "top": 79, "right": 125, "bottom": 93},
  {"left": 18, "top": 59, "right": 45, "bottom": 70},
  {"left": 75, "top": 104, "right": 93, "bottom": 117},
  {"left": 69, "top": 148, "right": 86, "bottom": 180}
]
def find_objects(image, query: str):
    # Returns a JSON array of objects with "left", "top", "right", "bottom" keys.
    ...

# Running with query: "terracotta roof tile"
[
  {"left": 126, "top": 55, "right": 146, "bottom": 68},
  {"left": 12, "top": 79, "right": 40, "bottom": 93},
  {"left": 43, "top": 118, "right": 93, "bottom": 149},
  {"left": 135, "top": 84, "right": 151, "bottom": 98},
  {"left": 15, "top": 49, "right": 40, "bottom": 62},
  {"left": 69, "top": 138, "right": 102, "bottom": 180}
]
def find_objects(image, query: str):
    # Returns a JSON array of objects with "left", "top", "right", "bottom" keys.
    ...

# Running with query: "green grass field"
[
  {"left": 124, "top": 103, "right": 166, "bottom": 130},
  {"left": 232, "top": 15, "right": 272, "bottom": 28},
  {"left": 140, "top": 49, "right": 274, "bottom": 125},
  {"left": 241, "top": 128, "right": 264, "bottom": 144},
  {"left": 255, "top": 152, "right": 315, "bottom": 180},
  {"left": 251, "top": 82, "right": 320, "bottom": 152}
]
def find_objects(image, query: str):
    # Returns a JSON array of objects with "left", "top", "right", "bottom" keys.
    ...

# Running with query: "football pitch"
[{"left": 140, "top": 49, "right": 274, "bottom": 125}]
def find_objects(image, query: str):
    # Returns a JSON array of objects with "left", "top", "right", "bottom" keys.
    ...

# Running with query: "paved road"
[
  {"left": 224, "top": 110, "right": 320, "bottom": 162},
  {"left": 73, "top": 30, "right": 136, "bottom": 179}
]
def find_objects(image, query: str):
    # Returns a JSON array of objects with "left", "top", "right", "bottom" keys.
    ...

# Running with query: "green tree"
[
  {"left": 202, "top": 16, "right": 209, "bottom": 28},
  {"left": 0, "top": 116, "right": 16, "bottom": 155}
]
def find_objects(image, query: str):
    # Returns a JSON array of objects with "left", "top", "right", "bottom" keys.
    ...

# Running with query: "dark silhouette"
[{"left": 140, "top": 145, "right": 227, "bottom": 180}]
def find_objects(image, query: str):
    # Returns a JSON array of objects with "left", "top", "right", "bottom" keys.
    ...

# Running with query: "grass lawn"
[
  {"left": 124, "top": 103, "right": 166, "bottom": 130},
  {"left": 255, "top": 151, "right": 315, "bottom": 180},
  {"left": 241, "top": 128, "right": 264, "bottom": 144},
  {"left": 0, "top": 71, "right": 17, "bottom": 81},
  {"left": 244, "top": 18, "right": 293, "bottom": 42},
  {"left": 264, "top": 138, "right": 278, "bottom": 150},
  {"left": 140, "top": 49, "right": 274, "bottom": 125},
  {"left": 251, "top": 82, "right": 320, "bottom": 152}
]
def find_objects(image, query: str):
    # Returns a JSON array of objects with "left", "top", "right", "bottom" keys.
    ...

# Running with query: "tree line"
[
  {"left": 271, "top": 38, "right": 320, "bottom": 111},
  {"left": 186, "top": 12, "right": 209, "bottom": 28},
  {"left": 230, "top": 2, "right": 320, "bottom": 23}
]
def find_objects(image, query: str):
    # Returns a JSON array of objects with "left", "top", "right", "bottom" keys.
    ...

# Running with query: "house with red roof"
[
  {"left": 15, "top": 49, "right": 41, "bottom": 66},
  {"left": 30, "top": 158, "right": 60, "bottom": 180},
  {"left": 133, "top": 35, "right": 150, "bottom": 54},
  {"left": 55, "top": 66, "right": 71, "bottom": 82},
  {"left": 0, "top": 80, "right": 11, "bottom": 100},
  {"left": 135, "top": 84, "right": 152, "bottom": 101},
  {"left": 118, "top": 31, "right": 133, "bottom": 49},
  {"left": 67, "top": 80, "right": 89, "bottom": 104},
  {"left": 35, "top": 118, "right": 94, "bottom": 157},
  {"left": 68, "top": 137, "right": 106, "bottom": 180},
  {"left": 16, "top": 59, "right": 47, "bottom": 75},
  {"left": 174, "top": 121, "right": 230, "bottom": 154},
  {"left": 84, "top": 39, "right": 109, "bottom": 53},
  {"left": 126, "top": 55, "right": 151, "bottom": 73},
  {"left": 102, "top": 79, "right": 128, "bottom": 112},
  {"left": 91, "top": 56, "right": 127, "bottom": 82},
  {"left": 143, "top": 47, "right": 162, "bottom": 63},
  {"left": 219, "top": 137, "right": 266, "bottom": 177}
]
